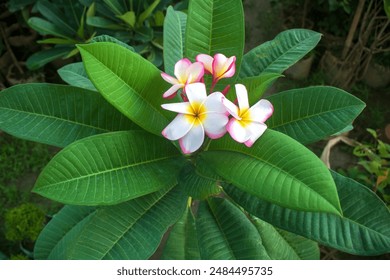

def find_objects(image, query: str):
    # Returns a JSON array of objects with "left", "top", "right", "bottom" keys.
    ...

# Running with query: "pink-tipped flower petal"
[
  {"left": 162, "top": 84, "right": 183, "bottom": 99},
  {"left": 187, "top": 62, "right": 205, "bottom": 84},
  {"left": 203, "top": 113, "right": 228, "bottom": 139},
  {"left": 162, "top": 114, "right": 194, "bottom": 140},
  {"left": 222, "top": 96, "right": 240, "bottom": 120},
  {"left": 244, "top": 122, "right": 267, "bottom": 147},
  {"left": 174, "top": 58, "right": 192, "bottom": 83},
  {"left": 161, "top": 102, "right": 192, "bottom": 114},
  {"left": 247, "top": 99, "right": 274, "bottom": 123},
  {"left": 179, "top": 121, "right": 205, "bottom": 154},
  {"left": 196, "top": 54, "right": 213, "bottom": 74},
  {"left": 226, "top": 118, "right": 250, "bottom": 143}
]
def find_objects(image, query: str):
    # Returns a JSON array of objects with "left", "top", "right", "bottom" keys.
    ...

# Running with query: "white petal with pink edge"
[
  {"left": 219, "top": 56, "right": 236, "bottom": 79},
  {"left": 196, "top": 54, "right": 213, "bottom": 73},
  {"left": 202, "top": 113, "right": 228, "bottom": 139},
  {"left": 161, "top": 72, "right": 179, "bottom": 85},
  {"left": 222, "top": 96, "right": 240, "bottom": 120},
  {"left": 174, "top": 58, "right": 192, "bottom": 82},
  {"left": 162, "top": 114, "right": 194, "bottom": 141},
  {"left": 203, "top": 92, "right": 227, "bottom": 114},
  {"left": 179, "top": 121, "right": 205, "bottom": 154},
  {"left": 185, "top": 83, "right": 208, "bottom": 104},
  {"left": 212, "top": 53, "right": 229, "bottom": 77},
  {"left": 247, "top": 99, "right": 274, "bottom": 123},
  {"left": 162, "top": 84, "right": 183, "bottom": 99},
  {"left": 161, "top": 102, "right": 192, "bottom": 114},
  {"left": 235, "top": 84, "right": 249, "bottom": 112},
  {"left": 244, "top": 122, "right": 267, "bottom": 147},
  {"left": 187, "top": 62, "right": 204, "bottom": 83},
  {"left": 226, "top": 118, "right": 250, "bottom": 143}
]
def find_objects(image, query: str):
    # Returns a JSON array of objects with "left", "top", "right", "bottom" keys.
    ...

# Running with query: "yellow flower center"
[{"left": 185, "top": 101, "right": 206, "bottom": 124}]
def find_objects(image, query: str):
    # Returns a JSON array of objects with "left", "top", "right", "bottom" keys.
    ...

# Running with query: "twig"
[{"left": 0, "top": 23, "right": 24, "bottom": 75}]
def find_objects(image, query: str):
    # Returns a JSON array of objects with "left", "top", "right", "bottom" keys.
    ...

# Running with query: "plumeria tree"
[{"left": 0, "top": 0, "right": 389, "bottom": 259}]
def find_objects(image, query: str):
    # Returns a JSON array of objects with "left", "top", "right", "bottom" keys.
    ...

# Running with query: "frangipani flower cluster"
[{"left": 161, "top": 54, "right": 274, "bottom": 154}]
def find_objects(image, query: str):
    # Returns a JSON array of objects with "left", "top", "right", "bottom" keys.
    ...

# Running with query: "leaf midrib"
[
  {"left": 208, "top": 149, "right": 339, "bottom": 214},
  {"left": 268, "top": 103, "right": 363, "bottom": 129},
  {"left": 36, "top": 154, "right": 181, "bottom": 190},
  {"left": 0, "top": 106, "right": 110, "bottom": 132}
]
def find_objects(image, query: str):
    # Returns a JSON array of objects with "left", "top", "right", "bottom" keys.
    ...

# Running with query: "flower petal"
[
  {"left": 222, "top": 96, "right": 240, "bottom": 119},
  {"left": 161, "top": 102, "right": 192, "bottom": 114},
  {"left": 185, "top": 82, "right": 208, "bottom": 104},
  {"left": 186, "top": 62, "right": 204, "bottom": 84},
  {"left": 226, "top": 118, "right": 250, "bottom": 143},
  {"left": 219, "top": 56, "right": 236, "bottom": 79},
  {"left": 179, "top": 120, "right": 205, "bottom": 154},
  {"left": 162, "top": 114, "right": 194, "bottom": 140},
  {"left": 162, "top": 84, "right": 183, "bottom": 99},
  {"left": 202, "top": 92, "right": 227, "bottom": 114},
  {"left": 203, "top": 113, "right": 228, "bottom": 139},
  {"left": 244, "top": 122, "right": 267, "bottom": 147},
  {"left": 246, "top": 99, "right": 274, "bottom": 123},
  {"left": 235, "top": 84, "right": 249, "bottom": 112},
  {"left": 161, "top": 72, "right": 179, "bottom": 85},
  {"left": 174, "top": 58, "right": 192, "bottom": 83},
  {"left": 212, "top": 53, "right": 229, "bottom": 78},
  {"left": 196, "top": 54, "right": 213, "bottom": 74}
]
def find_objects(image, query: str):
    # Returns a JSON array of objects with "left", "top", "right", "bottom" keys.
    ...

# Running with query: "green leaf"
[
  {"left": 77, "top": 42, "right": 172, "bottom": 136},
  {"left": 58, "top": 62, "right": 96, "bottom": 91},
  {"left": 178, "top": 163, "right": 221, "bottom": 200},
  {"left": 384, "top": 0, "right": 390, "bottom": 19},
  {"left": 239, "top": 29, "right": 322, "bottom": 78},
  {"left": 251, "top": 216, "right": 320, "bottom": 260},
  {"left": 238, "top": 73, "right": 282, "bottom": 103},
  {"left": 37, "top": 0, "right": 77, "bottom": 37},
  {"left": 161, "top": 205, "right": 200, "bottom": 260},
  {"left": 163, "top": 7, "right": 187, "bottom": 76},
  {"left": 35, "top": 186, "right": 187, "bottom": 259},
  {"left": 201, "top": 130, "right": 342, "bottom": 215},
  {"left": 90, "top": 35, "right": 135, "bottom": 52},
  {"left": 224, "top": 171, "right": 390, "bottom": 255},
  {"left": 102, "top": 0, "right": 126, "bottom": 15},
  {"left": 34, "top": 205, "right": 95, "bottom": 260},
  {"left": 0, "top": 84, "right": 135, "bottom": 147},
  {"left": 137, "top": 0, "right": 160, "bottom": 26},
  {"left": 26, "top": 46, "right": 74, "bottom": 70},
  {"left": 267, "top": 86, "right": 366, "bottom": 144},
  {"left": 33, "top": 131, "right": 184, "bottom": 205},
  {"left": 37, "top": 38, "right": 78, "bottom": 44},
  {"left": 185, "top": 0, "right": 245, "bottom": 77},
  {"left": 86, "top": 16, "right": 124, "bottom": 30},
  {"left": 196, "top": 198, "right": 270, "bottom": 260},
  {"left": 28, "top": 17, "right": 72, "bottom": 39},
  {"left": 117, "top": 11, "right": 136, "bottom": 27}
]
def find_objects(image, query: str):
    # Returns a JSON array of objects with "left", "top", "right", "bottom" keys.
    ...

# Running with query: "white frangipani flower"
[
  {"left": 222, "top": 84, "right": 274, "bottom": 147},
  {"left": 161, "top": 83, "right": 228, "bottom": 154}
]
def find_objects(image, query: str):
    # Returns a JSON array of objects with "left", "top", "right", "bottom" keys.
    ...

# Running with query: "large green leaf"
[
  {"left": 78, "top": 42, "right": 172, "bottom": 136},
  {"left": 161, "top": 205, "right": 200, "bottom": 260},
  {"left": 196, "top": 198, "right": 270, "bottom": 260},
  {"left": 238, "top": 73, "right": 282, "bottom": 104},
  {"left": 201, "top": 130, "right": 342, "bottom": 215},
  {"left": 239, "top": 29, "right": 321, "bottom": 78},
  {"left": 185, "top": 0, "right": 244, "bottom": 78},
  {"left": 163, "top": 7, "right": 187, "bottom": 76},
  {"left": 34, "top": 205, "right": 95, "bottom": 260},
  {"left": 224, "top": 171, "right": 390, "bottom": 255},
  {"left": 34, "top": 131, "right": 184, "bottom": 205},
  {"left": 58, "top": 62, "right": 96, "bottom": 91},
  {"left": 0, "top": 84, "right": 135, "bottom": 147},
  {"left": 251, "top": 216, "right": 320, "bottom": 260},
  {"left": 267, "top": 86, "right": 366, "bottom": 144},
  {"left": 35, "top": 186, "right": 187, "bottom": 259}
]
